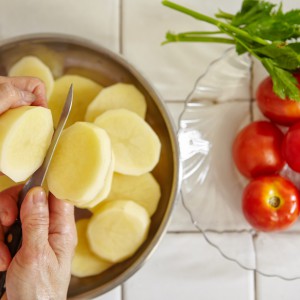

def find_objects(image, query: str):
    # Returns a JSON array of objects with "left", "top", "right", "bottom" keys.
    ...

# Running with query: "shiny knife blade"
[{"left": 0, "top": 84, "right": 73, "bottom": 297}]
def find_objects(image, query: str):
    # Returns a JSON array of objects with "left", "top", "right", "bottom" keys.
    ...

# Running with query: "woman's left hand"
[{"left": 0, "top": 76, "right": 47, "bottom": 114}]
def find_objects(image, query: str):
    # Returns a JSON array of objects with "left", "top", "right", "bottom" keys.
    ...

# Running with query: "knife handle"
[
  {"left": 0, "top": 270, "right": 6, "bottom": 298},
  {"left": 0, "top": 219, "right": 22, "bottom": 298}
]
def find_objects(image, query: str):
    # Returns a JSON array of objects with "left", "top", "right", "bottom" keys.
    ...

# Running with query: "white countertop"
[{"left": 1, "top": 0, "right": 299, "bottom": 299}]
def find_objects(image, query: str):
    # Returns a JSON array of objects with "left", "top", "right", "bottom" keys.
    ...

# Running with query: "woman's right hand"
[{"left": 0, "top": 186, "right": 77, "bottom": 300}]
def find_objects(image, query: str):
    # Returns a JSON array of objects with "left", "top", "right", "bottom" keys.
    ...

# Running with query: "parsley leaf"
[{"left": 262, "top": 58, "right": 300, "bottom": 101}]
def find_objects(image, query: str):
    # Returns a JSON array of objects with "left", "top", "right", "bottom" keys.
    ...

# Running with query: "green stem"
[
  {"left": 178, "top": 31, "right": 224, "bottom": 35},
  {"left": 215, "top": 10, "right": 234, "bottom": 20},
  {"left": 162, "top": 0, "right": 269, "bottom": 46},
  {"left": 164, "top": 32, "right": 235, "bottom": 44},
  {"left": 163, "top": 36, "right": 235, "bottom": 45}
]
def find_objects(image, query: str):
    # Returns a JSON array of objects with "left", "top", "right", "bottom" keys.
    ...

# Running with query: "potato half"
[
  {"left": 47, "top": 122, "right": 112, "bottom": 205},
  {"left": 94, "top": 109, "right": 161, "bottom": 175},
  {"left": 48, "top": 75, "right": 102, "bottom": 128},
  {"left": 85, "top": 83, "right": 146, "bottom": 122},
  {"left": 71, "top": 219, "right": 113, "bottom": 278},
  {"left": 8, "top": 56, "right": 54, "bottom": 98},
  {"left": 104, "top": 172, "right": 161, "bottom": 216},
  {"left": 0, "top": 106, "right": 53, "bottom": 182},
  {"left": 87, "top": 200, "right": 150, "bottom": 263}
]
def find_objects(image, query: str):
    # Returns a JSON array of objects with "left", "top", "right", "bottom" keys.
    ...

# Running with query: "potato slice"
[
  {"left": 48, "top": 75, "right": 102, "bottom": 127},
  {"left": 0, "top": 106, "right": 53, "bottom": 182},
  {"left": 76, "top": 152, "right": 115, "bottom": 209},
  {"left": 85, "top": 83, "right": 146, "bottom": 122},
  {"left": 87, "top": 200, "right": 150, "bottom": 263},
  {"left": 47, "top": 122, "right": 112, "bottom": 205},
  {"left": 8, "top": 56, "right": 54, "bottom": 98},
  {"left": 94, "top": 109, "right": 161, "bottom": 175},
  {"left": 104, "top": 172, "right": 160, "bottom": 216},
  {"left": 71, "top": 219, "right": 113, "bottom": 278}
]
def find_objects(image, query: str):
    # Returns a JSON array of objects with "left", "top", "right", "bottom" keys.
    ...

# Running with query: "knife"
[{"left": 0, "top": 84, "right": 73, "bottom": 297}]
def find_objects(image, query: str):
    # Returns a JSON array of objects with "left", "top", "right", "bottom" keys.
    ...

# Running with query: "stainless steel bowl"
[{"left": 0, "top": 34, "right": 181, "bottom": 298}]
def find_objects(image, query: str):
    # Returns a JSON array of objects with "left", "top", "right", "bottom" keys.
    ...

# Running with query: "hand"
[
  {"left": 0, "top": 76, "right": 47, "bottom": 114},
  {"left": 0, "top": 186, "right": 77, "bottom": 300}
]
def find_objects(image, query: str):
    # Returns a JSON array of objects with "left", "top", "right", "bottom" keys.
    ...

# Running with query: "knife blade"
[{"left": 0, "top": 84, "right": 73, "bottom": 297}]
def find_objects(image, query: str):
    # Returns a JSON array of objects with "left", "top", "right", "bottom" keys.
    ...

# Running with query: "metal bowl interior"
[{"left": 0, "top": 34, "right": 180, "bottom": 298}]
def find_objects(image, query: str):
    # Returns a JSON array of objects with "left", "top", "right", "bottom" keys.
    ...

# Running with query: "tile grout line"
[
  {"left": 254, "top": 270, "right": 257, "bottom": 300},
  {"left": 119, "top": 0, "right": 123, "bottom": 55},
  {"left": 121, "top": 282, "right": 125, "bottom": 300},
  {"left": 119, "top": 1, "right": 124, "bottom": 298},
  {"left": 250, "top": 54, "right": 257, "bottom": 300},
  {"left": 120, "top": 1, "right": 123, "bottom": 297}
]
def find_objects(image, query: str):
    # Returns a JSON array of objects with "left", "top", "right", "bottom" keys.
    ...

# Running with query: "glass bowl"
[{"left": 178, "top": 46, "right": 300, "bottom": 280}]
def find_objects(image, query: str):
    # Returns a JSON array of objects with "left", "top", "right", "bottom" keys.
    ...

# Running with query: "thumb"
[
  {"left": 0, "top": 82, "right": 36, "bottom": 114},
  {"left": 20, "top": 187, "right": 49, "bottom": 250}
]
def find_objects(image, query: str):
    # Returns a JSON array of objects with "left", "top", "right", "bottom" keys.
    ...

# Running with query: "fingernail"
[{"left": 30, "top": 188, "right": 47, "bottom": 206}]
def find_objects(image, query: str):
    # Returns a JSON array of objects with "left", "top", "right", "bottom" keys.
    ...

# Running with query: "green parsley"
[{"left": 162, "top": 0, "right": 300, "bottom": 101}]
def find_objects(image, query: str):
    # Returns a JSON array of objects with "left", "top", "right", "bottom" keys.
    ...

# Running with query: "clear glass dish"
[{"left": 178, "top": 47, "right": 300, "bottom": 280}]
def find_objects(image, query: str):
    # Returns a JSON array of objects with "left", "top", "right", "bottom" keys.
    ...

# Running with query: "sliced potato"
[
  {"left": 85, "top": 83, "right": 146, "bottom": 122},
  {"left": 77, "top": 152, "right": 115, "bottom": 209},
  {"left": 92, "top": 172, "right": 161, "bottom": 216},
  {"left": 87, "top": 200, "right": 150, "bottom": 263},
  {"left": 48, "top": 75, "right": 102, "bottom": 127},
  {"left": 8, "top": 56, "right": 54, "bottom": 98},
  {"left": 71, "top": 219, "right": 113, "bottom": 278},
  {"left": 94, "top": 109, "right": 161, "bottom": 176},
  {"left": 0, "top": 106, "right": 53, "bottom": 182},
  {"left": 47, "top": 122, "right": 112, "bottom": 205}
]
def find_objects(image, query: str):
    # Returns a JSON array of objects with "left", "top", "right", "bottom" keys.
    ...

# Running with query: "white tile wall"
[
  {"left": 94, "top": 287, "right": 121, "bottom": 300},
  {"left": 123, "top": 234, "right": 254, "bottom": 300},
  {"left": 122, "top": 0, "right": 242, "bottom": 101},
  {"left": 1, "top": 0, "right": 300, "bottom": 299},
  {"left": 0, "top": 0, "right": 120, "bottom": 52},
  {"left": 256, "top": 275, "right": 300, "bottom": 300}
]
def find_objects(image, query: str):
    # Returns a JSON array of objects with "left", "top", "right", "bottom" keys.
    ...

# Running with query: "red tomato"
[
  {"left": 232, "top": 121, "right": 284, "bottom": 179},
  {"left": 256, "top": 73, "right": 300, "bottom": 126},
  {"left": 282, "top": 121, "right": 300, "bottom": 172},
  {"left": 242, "top": 175, "right": 300, "bottom": 232}
]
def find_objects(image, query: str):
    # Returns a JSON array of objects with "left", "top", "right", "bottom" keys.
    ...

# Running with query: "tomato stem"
[{"left": 268, "top": 196, "right": 280, "bottom": 208}]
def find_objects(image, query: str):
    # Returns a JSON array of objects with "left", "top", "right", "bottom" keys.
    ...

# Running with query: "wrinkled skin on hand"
[
  {"left": 0, "top": 186, "right": 77, "bottom": 300},
  {"left": 0, "top": 76, "right": 47, "bottom": 114}
]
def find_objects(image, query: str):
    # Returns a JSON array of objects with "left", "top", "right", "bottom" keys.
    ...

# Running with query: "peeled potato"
[
  {"left": 87, "top": 200, "right": 150, "bottom": 263},
  {"left": 48, "top": 75, "right": 102, "bottom": 127},
  {"left": 0, "top": 106, "right": 53, "bottom": 182},
  {"left": 93, "top": 172, "right": 161, "bottom": 216},
  {"left": 77, "top": 153, "right": 115, "bottom": 209},
  {"left": 71, "top": 219, "right": 113, "bottom": 278},
  {"left": 85, "top": 83, "right": 147, "bottom": 122},
  {"left": 94, "top": 109, "right": 161, "bottom": 175},
  {"left": 47, "top": 122, "right": 112, "bottom": 205},
  {"left": 8, "top": 56, "right": 54, "bottom": 98}
]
